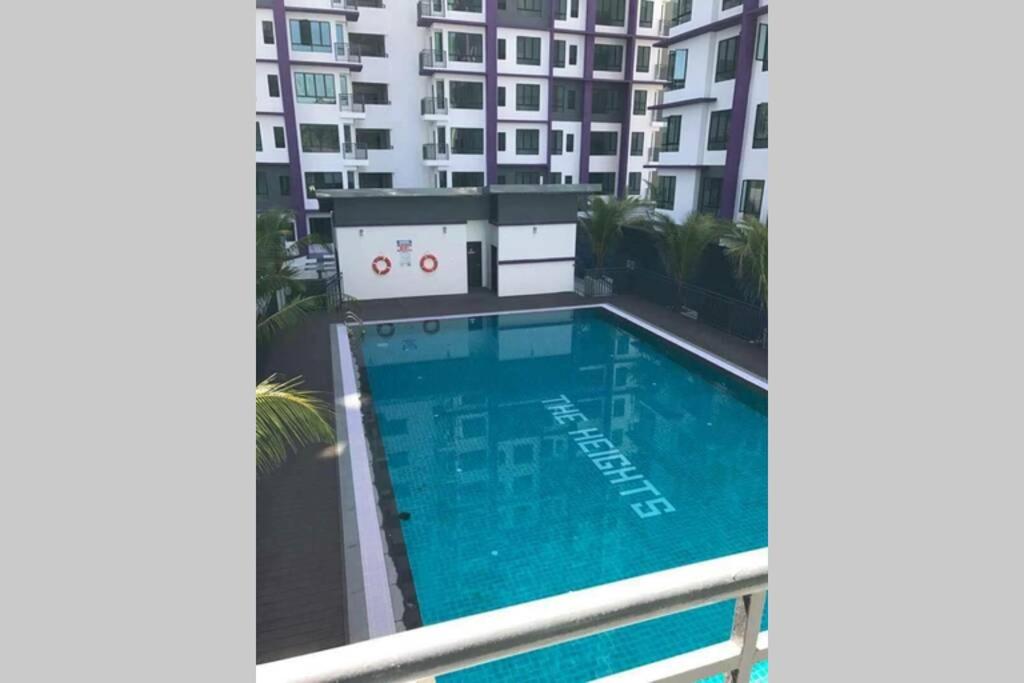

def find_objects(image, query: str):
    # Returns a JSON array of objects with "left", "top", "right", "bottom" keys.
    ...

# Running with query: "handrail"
[{"left": 255, "top": 548, "right": 767, "bottom": 683}]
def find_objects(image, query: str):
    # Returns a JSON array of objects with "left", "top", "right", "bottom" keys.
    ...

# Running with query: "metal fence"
[{"left": 576, "top": 267, "right": 767, "bottom": 343}]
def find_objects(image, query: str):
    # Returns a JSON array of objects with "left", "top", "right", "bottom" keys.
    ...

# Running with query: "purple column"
[
  {"left": 615, "top": 0, "right": 640, "bottom": 197},
  {"left": 578, "top": 0, "right": 598, "bottom": 184},
  {"left": 485, "top": 0, "right": 499, "bottom": 185},
  {"left": 271, "top": 0, "right": 308, "bottom": 239},
  {"left": 718, "top": 0, "right": 760, "bottom": 221}
]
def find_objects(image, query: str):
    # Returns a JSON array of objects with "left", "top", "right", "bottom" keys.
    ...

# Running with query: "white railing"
[{"left": 255, "top": 548, "right": 768, "bottom": 683}]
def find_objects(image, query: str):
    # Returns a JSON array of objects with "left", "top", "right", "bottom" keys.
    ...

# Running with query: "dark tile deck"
[{"left": 255, "top": 289, "right": 766, "bottom": 664}]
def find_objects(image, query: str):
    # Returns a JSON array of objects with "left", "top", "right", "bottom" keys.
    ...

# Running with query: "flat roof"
[{"left": 315, "top": 184, "right": 601, "bottom": 200}]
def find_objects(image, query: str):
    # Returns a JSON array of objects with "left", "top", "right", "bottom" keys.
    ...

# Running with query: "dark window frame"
[
  {"left": 515, "top": 128, "right": 540, "bottom": 155},
  {"left": 630, "top": 131, "right": 644, "bottom": 156},
  {"left": 593, "top": 43, "right": 624, "bottom": 72},
  {"left": 636, "top": 45, "right": 650, "bottom": 73},
  {"left": 273, "top": 126, "right": 285, "bottom": 149},
  {"left": 707, "top": 110, "right": 731, "bottom": 151},
  {"left": 590, "top": 131, "right": 618, "bottom": 156},
  {"left": 452, "top": 127, "right": 484, "bottom": 154},
  {"left": 627, "top": 171, "right": 642, "bottom": 195},
  {"left": 289, "top": 19, "right": 331, "bottom": 53},
  {"left": 715, "top": 36, "right": 739, "bottom": 82},
  {"left": 740, "top": 179, "right": 765, "bottom": 217},
  {"left": 752, "top": 103, "right": 768, "bottom": 149},
  {"left": 299, "top": 123, "right": 341, "bottom": 153},
  {"left": 516, "top": 83, "right": 541, "bottom": 111},
  {"left": 262, "top": 21, "right": 275, "bottom": 45},
  {"left": 449, "top": 81, "right": 484, "bottom": 109},
  {"left": 517, "top": 36, "right": 542, "bottom": 66},
  {"left": 633, "top": 89, "right": 647, "bottom": 115},
  {"left": 267, "top": 74, "right": 280, "bottom": 98}
]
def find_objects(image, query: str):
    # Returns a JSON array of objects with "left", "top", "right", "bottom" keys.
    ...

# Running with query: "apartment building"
[
  {"left": 255, "top": 0, "right": 681, "bottom": 241},
  {"left": 647, "top": 0, "right": 768, "bottom": 222}
]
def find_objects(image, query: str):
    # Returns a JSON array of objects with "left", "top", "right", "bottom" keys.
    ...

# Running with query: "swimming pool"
[{"left": 355, "top": 305, "right": 767, "bottom": 682}]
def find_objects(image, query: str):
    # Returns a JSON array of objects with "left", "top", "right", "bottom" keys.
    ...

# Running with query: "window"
[
  {"left": 352, "top": 82, "right": 389, "bottom": 105},
  {"left": 633, "top": 90, "right": 647, "bottom": 115},
  {"left": 498, "top": 38, "right": 506, "bottom": 60},
  {"left": 593, "top": 44, "right": 624, "bottom": 71},
  {"left": 669, "top": 48, "right": 688, "bottom": 89},
  {"left": 592, "top": 87, "right": 622, "bottom": 115},
  {"left": 636, "top": 45, "right": 650, "bottom": 73},
  {"left": 671, "top": 0, "right": 692, "bottom": 26},
  {"left": 556, "top": 0, "right": 567, "bottom": 20},
  {"left": 554, "top": 40, "right": 566, "bottom": 68},
  {"left": 498, "top": 0, "right": 507, "bottom": 8},
  {"left": 549, "top": 172, "right": 562, "bottom": 184},
  {"left": 349, "top": 33, "right": 386, "bottom": 58},
  {"left": 664, "top": 115, "right": 681, "bottom": 151},
  {"left": 498, "top": 86, "right": 506, "bottom": 106},
  {"left": 550, "top": 129, "right": 563, "bottom": 154},
  {"left": 256, "top": 170, "right": 268, "bottom": 195},
  {"left": 294, "top": 72, "right": 336, "bottom": 104},
  {"left": 723, "top": 0, "right": 742, "bottom": 9},
  {"left": 289, "top": 19, "right": 331, "bottom": 53},
  {"left": 699, "top": 177, "right": 723, "bottom": 213},
  {"left": 554, "top": 84, "right": 576, "bottom": 112},
  {"left": 452, "top": 128, "right": 484, "bottom": 154},
  {"left": 756, "top": 23, "right": 768, "bottom": 71},
  {"left": 359, "top": 173, "right": 393, "bottom": 189},
  {"left": 355, "top": 129, "right": 391, "bottom": 149},
  {"left": 498, "top": 132, "right": 506, "bottom": 151},
  {"left": 305, "top": 172, "right": 344, "bottom": 198},
  {"left": 707, "top": 110, "right": 730, "bottom": 150},
  {"left": 273, "top": 126, "right": 285, "bottom": 148},
  {"left": 300, "top": 124, "right": 340, "bottom": 152},
  {"left": 590, "top": 131, "right": 618, "bottom": 155},
  {"left": 450, "top": 0, "right": 482, "bottom": 10},
  {"left": 627, "top": 172, "right": 642, "bottom": 195},
  {"left": 256, "top": 122, "right": 263, "bottom": 151},
  {"left": 516, "top": 129, "right": 539, "bottom": 154},
  {"left": 262, "top": 21, "right": 275, "bottom": 45},
  {"left": 639, "top": 0, "right": 654, "bottom": 27},
  {"left": 516, "top": 83, "right": 540, "bottom": 111},
  {"left": 715, "top": 36, "right": 739, "bottom": 82},
  {"left": 279, "top": 176, "right": 290, "bottom": 196},
  {"left": 449, "top": 81, "right": 483, "bottom": 109},
  {"left": 347, "top": 171, "right": 355, "bottom": 188},
  {"left": 740, "top": 180, "right": 765, "bottom": 217},
  {"left": 267, "top": 74, "right": 280, "bottom": 98},
  {"left": 566, "top": 133, "right": 574, "bottom": 152},
  {"left": 655, "top": 175, "right": 676, "bottom": 210},
  {"left": 571, "top": 0, "right": 579, "bottom": 18},
  {"left": 630, "top": 132, "right": 644, "bottom": 156},
  {"left": 565, "top": 175, "right": 573, "bottom": 184},
  {"left": 308, "top": 216, "right": 332, "bottom": 242},
  {"left": 452, "top": 172, "right": 485, "bottom": 187},
  {"left": 595, "top": 0, "right": 626, "bottom": 26},
  {"left": 569, "top": 44, "right": 578, "bottom": 65},
  {"left": 517, "top": 36, "right": 541, "bottom": 65},
  {"left": 438, "top": 171, "right": 447, "bottom": 188},
  {"left": 449, "top": 32, "right": 484, "bottom": 62},
  {"left": 518, "top": 0, "right": 542, "bottom": 13},
  {"left": 753, "top": 103, "right": 768, "bottom": 148},
  {"left": 591, "top": 172, "right": 616, "bottom": 195}
]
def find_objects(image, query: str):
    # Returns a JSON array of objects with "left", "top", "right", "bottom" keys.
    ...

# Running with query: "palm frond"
[
  {"left": 644, "top": 211, "right": 724, "bottom": 282},
  {"left": 578, "top": 195, "right": 652, "bottom": 267},
  {"left": 720, "top": 215, "right": 768, "bottom": 306},
  {"left": 256, "top": 375, "right": 333, "bottom": 475},
  {"left": 256, "top": 294, "right": 325, "bottom": 345}
]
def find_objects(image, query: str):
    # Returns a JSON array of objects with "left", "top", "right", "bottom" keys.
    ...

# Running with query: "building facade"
[
  {"left": 647, "top": 0, "right": 768, "bottom": 222},
  {"left": 255, "top": 0, "right": 767, "bottom": 240}
]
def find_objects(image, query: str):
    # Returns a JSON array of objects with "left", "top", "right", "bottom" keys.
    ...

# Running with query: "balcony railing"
[
  {"left": 330, "top": 0, "right": 359, "bottom": 10},
  {"left": 422, "top": 143, "right": 450, "bottom": 161},
  {"left": 338, "top": 94, "right": 365, "bottom": 114},
  {"left": 342, "top": 142, "right": 368, "bottom": 160},
  {"left": 421, "top": 96, "right": 448, "bottom": 115},
  {"left": 652, "top": 62, "right": 671, "bottom": 81},
  {"left": 419, "top": 49, "right": 447, "bottom": 69},
  {"left": 648, "top": 145, "right": 661, "bottom": 163},
  {"left": 417, "top": 1, "right": 445, "bottom": 20},
  {"left": 254, "top": 549, "right": 768, "bottom": 683},
  {"left": 352, "top": 93, "right": 390, "bottom": 106},
  {"left": 334, "top": 42, "right": 362, "bottom": 64}
]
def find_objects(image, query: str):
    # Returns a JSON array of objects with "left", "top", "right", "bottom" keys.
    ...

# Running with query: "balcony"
[
  {"left": 417, "top": 1, "right": 444, "bottom": 25},
  {"left": 334, "top": 43, "right": 363, "bottom": 69},
  {"left": 651, "top": 61, "right": 671, "bottom": 82},
  {"left": 329, "top": 0, "right": 360, "bottom": 19},
  {"left": 342, "top": 142, "right": 369, "bottom": 161},
  {"left": 422, "top": 143, "right": 450, "bottom": 163},
  {"left": 421, "top": 96, "right": 448, "bottom": 117},
  {"left": 419, "top": 49, "right": 447, "bottom": 71},
  {"left": 338, "top": 94, "right": 366, "bottom": 118}
]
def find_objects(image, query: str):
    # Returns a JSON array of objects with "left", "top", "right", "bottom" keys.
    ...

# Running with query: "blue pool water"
[{"left": 358, "top": 307, "right": 768, "bottom": 682}]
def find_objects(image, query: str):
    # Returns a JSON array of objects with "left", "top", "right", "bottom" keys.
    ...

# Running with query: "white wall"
[
  {"left": 499, "top": 261, "right": 575, "bottom": 297},
  {"left": 336, "top": 224, "right": 469, "bottom": 300},
  {"left": 496, "top": 222, "right": 577, "bottom": 297}
]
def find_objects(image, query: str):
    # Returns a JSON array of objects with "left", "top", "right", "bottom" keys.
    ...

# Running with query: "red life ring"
[
  {"left": 420, "top": 253, "right": 439, "bottom": 273},
  {"left": 372, "top": 255, "right": 392, "bottom": 275}
]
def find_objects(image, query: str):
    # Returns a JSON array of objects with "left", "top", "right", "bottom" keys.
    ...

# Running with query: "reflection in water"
[{"left": 360, "top": 308, "right": 767, "bottom": 683}]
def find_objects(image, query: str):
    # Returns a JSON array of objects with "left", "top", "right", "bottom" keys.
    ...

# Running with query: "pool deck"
[{"left": 256, "top": 290, "right": 767, "bottom": 664}]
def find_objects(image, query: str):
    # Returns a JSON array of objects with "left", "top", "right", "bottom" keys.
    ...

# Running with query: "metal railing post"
[{"left": 726, "top": 590, "right": 766, "bottom": 683}]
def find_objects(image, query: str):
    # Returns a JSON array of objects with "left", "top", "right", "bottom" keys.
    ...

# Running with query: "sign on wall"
[{"left": 396, "top": 239, "right": 413, "bottom": 267}]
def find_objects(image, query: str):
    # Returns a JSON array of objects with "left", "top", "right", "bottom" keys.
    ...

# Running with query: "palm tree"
[
  {"left": 256, "top": 375, "right": 334, "bottom": 476},
  {"left": 647, "top": 211, "right": 724, "bottom": 283},
  {"left": 578, "top": 195, "right": 649, "bottom": 269},
  {"left": 256, "top": 209, "right": 325, "bottom": 347},
  {"left": 720, "top": 215, "right": 768, "bottom": 307}
]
